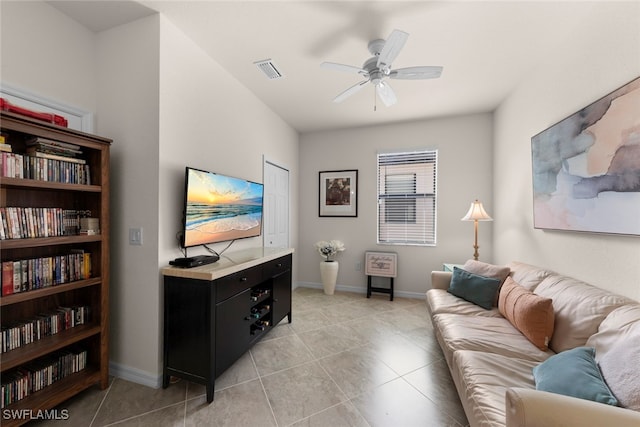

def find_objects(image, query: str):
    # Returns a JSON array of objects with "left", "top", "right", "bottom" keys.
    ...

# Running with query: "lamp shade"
[{"left": 461, "top": 200, "right": 493, "bottom": 221}]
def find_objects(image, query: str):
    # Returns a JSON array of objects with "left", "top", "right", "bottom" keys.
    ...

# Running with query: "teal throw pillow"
[
  {"left": 532, "top": 346, "right": 618, "bottom": 406},
  {"left": 447, "top": 267, "right": 501, "bottom": 310}
]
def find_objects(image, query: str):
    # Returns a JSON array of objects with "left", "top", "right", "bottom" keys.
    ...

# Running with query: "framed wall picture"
[
  {"left": 319, "top": 170, "right": 358, "bottom": 217},
  {"left": 364, "top": 252, "right": 397, "bottom": 278}
]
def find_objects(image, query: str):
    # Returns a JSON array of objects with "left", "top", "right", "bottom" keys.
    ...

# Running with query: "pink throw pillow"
[{"left": 499, "top": 277, "right": 554, "bottom": 350}]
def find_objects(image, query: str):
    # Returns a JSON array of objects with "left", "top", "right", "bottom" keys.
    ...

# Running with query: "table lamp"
[{"left": 461, "top": 200, "right": 493, "bottom": 261}]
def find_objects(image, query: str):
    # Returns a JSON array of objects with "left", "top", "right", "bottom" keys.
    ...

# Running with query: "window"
[
  {"left": 377, "top": 150, "right": 437, "bottom": 245},
  {"left": 385, "top": 174, "right": 416, "bottom": 223}
]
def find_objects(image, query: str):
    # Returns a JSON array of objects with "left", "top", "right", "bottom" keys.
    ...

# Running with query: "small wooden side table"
[{"left": 367, "top": 275, "right": 394, "bottom": 301}]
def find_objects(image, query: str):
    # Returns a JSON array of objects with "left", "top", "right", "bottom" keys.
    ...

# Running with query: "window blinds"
[{"left": 377, "top": 150, "right": 437, "bottom": 245}]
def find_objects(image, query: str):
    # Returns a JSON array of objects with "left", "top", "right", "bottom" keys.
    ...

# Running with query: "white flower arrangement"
[{"left": 315, "top": 240, "right": 345, "bottom": 261}]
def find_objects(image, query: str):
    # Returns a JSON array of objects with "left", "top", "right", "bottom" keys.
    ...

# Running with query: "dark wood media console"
[{"left": 161, "top": 247, "right": 293, "bottom": 402}]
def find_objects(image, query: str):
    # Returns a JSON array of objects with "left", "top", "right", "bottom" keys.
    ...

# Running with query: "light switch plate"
[{"left": 129, "top": 227, "right": 143, "bottom": 246}]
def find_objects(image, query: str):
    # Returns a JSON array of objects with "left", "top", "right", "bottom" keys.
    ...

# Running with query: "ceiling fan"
[{"left": 321, "top": 29, "right": 442, "bottom": 107}]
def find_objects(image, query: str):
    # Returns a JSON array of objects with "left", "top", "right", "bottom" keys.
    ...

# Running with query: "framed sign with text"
[{"left": 364, "top": 252, "right": 397, "bottom": 278}]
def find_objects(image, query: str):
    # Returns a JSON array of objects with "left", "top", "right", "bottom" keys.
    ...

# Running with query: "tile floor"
[{"left": 34, "top": 288, "right": 468, "bottom": 427}]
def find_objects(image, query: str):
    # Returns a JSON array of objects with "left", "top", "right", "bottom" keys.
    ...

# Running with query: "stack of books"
[
  {"left": 26, "top": 137, "right": 85, "bottom": 165},
  {"left": 0, "top": 135, "right": 91, "bottom": 184}
]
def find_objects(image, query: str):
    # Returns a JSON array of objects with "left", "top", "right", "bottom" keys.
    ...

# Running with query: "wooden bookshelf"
[{"left": 0, "top": 111, "right": 111, "bottom": 425}]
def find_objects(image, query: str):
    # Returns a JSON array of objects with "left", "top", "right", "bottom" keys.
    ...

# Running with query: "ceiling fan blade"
[
  {"left": 376, "top": 81, "right": 397, "bottom": 107},
  {"left": 377, "top": 29, "right": 408, "bottom": 71},
  {"left": 321, "top": 62, "right": 368, "bottom": 76},
  {"left": 333, "top": 80, "right": 369, "bottom": 103},
  {"left": 389, "top": 66, "right": 443, "bottom": 80}
]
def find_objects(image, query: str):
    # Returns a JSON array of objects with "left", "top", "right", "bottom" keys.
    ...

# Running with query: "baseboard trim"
[
  {"left": 109, "top": 361, "right": 161, "bottom": 389},
  {"left": 295, "top": 281, "right": 425, "bottom": 299}
]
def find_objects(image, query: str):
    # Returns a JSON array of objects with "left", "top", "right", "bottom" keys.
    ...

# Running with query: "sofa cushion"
[
  {"left": 453, "top": 350, "right": 539, "bottom": 427},
  {"left": 532, "top": 347, "right": 618, "bottom": 406},
  {"left": 448, "top": 267, "right": 501, "bottom": 310},
  {"left": 498, "top": 277, "right": 554, "bottom": 350},
  {"left": 432, "top": 313, "right": 554, "bottom": 364},
  {"left": 534, "top": 275, "right": 633, "bottom": 352},
  {"left": 587, "top": 304, "right": 640, "bottom": 361},
  {"left": 426, "top": 289, "right": 503, "bottom": 318},
  {"left": 598, "top": 332, "right": 640, "bottom": 411},
  {"left": 462, "top": 259, "right": 511, "bottom": 283},
  {"left": 507, "top": 261, "right": 555, "bottom": 291},
  {"left": 462, "top": 260, "right": 511, "bottom": 307}
]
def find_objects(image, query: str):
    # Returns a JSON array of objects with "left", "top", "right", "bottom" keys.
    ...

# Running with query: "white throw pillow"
[{"left": 598, "top": 332, "right": 640, "bottom": 410}]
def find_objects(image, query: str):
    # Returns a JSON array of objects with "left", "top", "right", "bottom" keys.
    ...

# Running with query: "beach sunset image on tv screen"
[{"left": 183, "top": 168, "right": 264, "bottom": 247}]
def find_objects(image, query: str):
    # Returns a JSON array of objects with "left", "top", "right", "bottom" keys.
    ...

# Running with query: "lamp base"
[{"left": 473, "top": 220, "right": 480, "bottom": 260}]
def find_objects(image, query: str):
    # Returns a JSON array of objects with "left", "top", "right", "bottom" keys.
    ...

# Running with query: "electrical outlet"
[
  {"left": 129, "top": 227, "right": 143, "bottom": 246},
  {"left": 355, "top": 262, "right": 362, "bottom": 271}
]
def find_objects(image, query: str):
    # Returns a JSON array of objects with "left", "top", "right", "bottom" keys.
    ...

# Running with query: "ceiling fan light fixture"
[
  {"left": 254, "top": 59, "right": 284, "bottom": 80},
  {"left": 321, "top": 29, "right": 442, "bottom": 106}
]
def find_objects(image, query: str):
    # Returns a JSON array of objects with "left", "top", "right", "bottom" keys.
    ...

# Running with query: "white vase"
[{"left": 320, "top": 260, "right": 339, "bottom": 295}]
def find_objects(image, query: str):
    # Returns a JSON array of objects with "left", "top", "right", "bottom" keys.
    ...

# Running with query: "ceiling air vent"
[{"left": 254, "top": 59, "right": 284, "bottom": 80}]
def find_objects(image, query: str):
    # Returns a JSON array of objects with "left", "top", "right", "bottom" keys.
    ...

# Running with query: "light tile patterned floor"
[{"left": 33, "top": 288, "right": 469, "bottom": 426}]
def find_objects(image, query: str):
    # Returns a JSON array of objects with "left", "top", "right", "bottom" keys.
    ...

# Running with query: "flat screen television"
[{"left": 181, "top": 167, "right": 264, "bottom": 249}]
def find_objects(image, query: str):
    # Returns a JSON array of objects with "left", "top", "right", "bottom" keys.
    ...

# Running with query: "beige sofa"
[{"left": 427, "top": 261, "right": 640, "bottom": 427}]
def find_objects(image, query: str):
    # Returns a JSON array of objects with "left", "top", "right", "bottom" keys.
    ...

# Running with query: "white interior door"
[{"left": 263, "top": 160, "right": 289, "bottom": 248}]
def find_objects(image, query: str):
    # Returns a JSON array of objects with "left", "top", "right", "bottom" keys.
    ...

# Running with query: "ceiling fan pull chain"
[{"left": 374, "top": 88, "right": 377, "bottom": 112}]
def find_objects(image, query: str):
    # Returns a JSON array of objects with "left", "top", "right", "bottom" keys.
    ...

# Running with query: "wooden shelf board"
[
  {"left": 0, "top": 176, "right": 101, "bottom": 192},
  {"left": 1, "top": 277, "right": 102, "bottom": 307},
  {"left": 0, "top": 235, "right": 102, "bottom": 250}
]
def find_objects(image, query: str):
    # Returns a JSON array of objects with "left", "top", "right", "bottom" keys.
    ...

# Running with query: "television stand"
[
  {"left": 162, "top": 248, "right": 293, "bottom": 403},
  {"left": 169, "top": 254, "right": 219, "bottom": 268}
]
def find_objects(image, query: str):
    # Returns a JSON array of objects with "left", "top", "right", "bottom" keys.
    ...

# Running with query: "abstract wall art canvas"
[{"left": 531, "top": 77, "right": 640, "bottom": 236}]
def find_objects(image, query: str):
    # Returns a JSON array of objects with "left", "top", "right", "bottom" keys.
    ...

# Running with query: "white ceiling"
[{"left": 47, "top": 1, "right": 613, "bottom": 133}]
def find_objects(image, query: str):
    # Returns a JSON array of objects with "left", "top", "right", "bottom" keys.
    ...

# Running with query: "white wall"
[
  {"left": 154, "top": 17, "right": 298, "bottom": 384},
  {"left": 96, "top": 15, "right": 300, "bottom": 385},
  {"left": 299, "top": 114, "right": 493, "bottom": 297},
  {"left": 96, "top": 15, "right": 161, "bottom": 385},
  {"left": 157, "top": 16, "right": 299, "bottom": 267},
  {"left": 0, "top": 1, "right": 96, "bottom": 114},
  {"left": 493, "top": 1, "right": 640, "bottom": 300}
]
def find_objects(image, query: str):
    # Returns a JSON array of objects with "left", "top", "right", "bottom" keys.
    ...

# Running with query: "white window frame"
[{"left": 377, "top": 150, "right": 438, "bottom": 246}]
